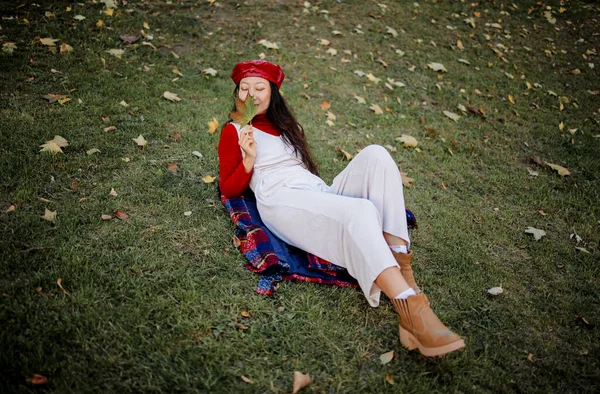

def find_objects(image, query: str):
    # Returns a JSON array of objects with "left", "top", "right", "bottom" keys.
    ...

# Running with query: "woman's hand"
[{"left": 239, "top": 125, "right": 256, "bottom": 172}]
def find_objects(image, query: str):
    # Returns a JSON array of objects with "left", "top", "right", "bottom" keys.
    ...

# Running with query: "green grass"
[{"left": 1, "top": 0, "right": 599, "bottom": 392}]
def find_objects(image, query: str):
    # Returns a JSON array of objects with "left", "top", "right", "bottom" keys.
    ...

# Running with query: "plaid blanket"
[{"left": 220, "top": 189, "right": 417, "bottom": 295}]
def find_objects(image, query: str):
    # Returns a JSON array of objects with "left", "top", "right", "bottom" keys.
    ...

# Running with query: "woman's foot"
[
  {"left": 391, "top": 293, "right": 465, "bottom": 357},
  {"left": 391, "top": 250, "right": 421, "bottom": 293}
]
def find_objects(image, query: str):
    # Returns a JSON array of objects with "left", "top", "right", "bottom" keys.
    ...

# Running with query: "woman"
[{"left": 218, "top": 59, "right": 465, "bottom": 357}]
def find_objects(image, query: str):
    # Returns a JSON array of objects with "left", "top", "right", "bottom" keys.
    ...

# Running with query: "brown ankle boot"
[
  {"left": 391, "top": 251, "right": 421, "bottom": 293},
  {"left": 391, "top": 293, "right": 465, "bottom": 357}
]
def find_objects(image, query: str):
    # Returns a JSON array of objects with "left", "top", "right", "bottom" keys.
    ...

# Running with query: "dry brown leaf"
[
  {"left": 168, "top": 163, "right": 177, "bottom": 174},
  {"left": 292, "top": 371, "right": 311, "bottom": 394},
  {"left": 104, "top": 125, "right": 117, "bottom": 132},
  {"left": 369, "top": 104, "right": 383, "bottom": 114},
  {"left": 233, "top": 235, "right": 241, "bottom": 248},
  {"left": 170, "top": 131, "right": 183, "bottom": 141},
  {"left": 113, "top": 210, "right": 131, "bottom": 222},
  {"left": 207, "top": 118, "right": 219, "bottom": 134},
  {"left": 400, "top": 172, "right": 415, "bottom": 187},
  {"left": 241, "top": 376, "right": 254, "bottom": 384},
  {"left": 56, "top": 278, "right": 70, "bottom": 295}
]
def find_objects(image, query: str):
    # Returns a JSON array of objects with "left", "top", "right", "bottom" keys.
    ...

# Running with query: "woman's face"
[{"left": 238, "top": 76, "right": 271, "bottom": 115}]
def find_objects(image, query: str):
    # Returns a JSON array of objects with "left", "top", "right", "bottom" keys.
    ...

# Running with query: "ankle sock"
[
  {"left": 394, "top": 288, "right": 417, "bottom": 299},
  {"left": 390, "top": 244, "right": 408, "bottom": 254}
]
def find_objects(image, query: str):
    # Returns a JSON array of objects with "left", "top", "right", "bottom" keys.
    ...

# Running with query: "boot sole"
[{"left": 400, "top": 326, "right": 465, "bottom": 357}]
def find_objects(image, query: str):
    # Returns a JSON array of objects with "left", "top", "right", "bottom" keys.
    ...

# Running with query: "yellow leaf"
[
  {"left": 456, "top": 40, "right": 464, "bottom": 50},
  {"left": 544, "top": 161, "right": 571, "bottom": 176},
  {"left": 385, "top": 373, "right": 395, "bottom": 385},
  {"left": 107, "top": 48, "right": 124, "bottom": 58},
  {"left": 202, "top": 175, "right": 216, "bottom": 183},
  {"left": 400, "top": 172, "right": 415, "bottom": 187},
  {"left": 40, "top": 141, "right": 62, "bottom": 154},
  {"left": 207, "top": 118, "right": 219, "bottom": 134},
  {"left": 104, "top": 8, "right": 114, "bottom": 16},
  {"left": 427, "top": 62, "right": 447, "bottom": 72},
  {"left": 559, "top": 121, "right": 564, "bottom": 131},
  {"left": 132, "top": 134, "right": 148, "bottom": 147},
  {"left": 318, "top": 39, "right": 330, "bottom": 46},
  {"left": 143, "top": 21, "right": 150, "bottom": 29},
  {"left": 353, "top": 95, "right": 366, "bottom": 104},
  {"left": 172, "top": 67, "right": 183, "bottom": 77},
  {"left": 40, "top": 38, "right": 58, "bottom": 46},
  {"left": 96, "top": 20, "right": 104, "bottom": 28},
  {"left": 41, "top": 208, "right": 56, "bottom": 222},
  {"left": 366, "top": 73, "right": 381, "bottom": 83},
  {"left": 163, "top": 91, "right": 181, "bottom": 102},
  {"left": 508, "top": 94, "right": 515, "bottom": 104},
  {"left": 443, "top": 110, "right": 461, "bottom": 122},
  {"left": 59, "top": 43, "right": 73, "bottom": 53},
  {"left": 396, "top": 134, "right": 418, "bottom": 148},
  {"left": 340, "top": 149, "right": 353, "bottom": 160},
  {"left": 326, "top": 111, "right": 336, "bottom": 121},
  {"left": 369, "top": 104, "right": 383, "bottom": 114},
  {"left": 292, "top": 371, "right": 311, "bottom": 394}
]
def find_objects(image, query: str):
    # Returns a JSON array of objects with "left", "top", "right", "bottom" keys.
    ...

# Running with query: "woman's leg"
[{"left": 328, "top": 145, "right": 410, "bottom": 248}]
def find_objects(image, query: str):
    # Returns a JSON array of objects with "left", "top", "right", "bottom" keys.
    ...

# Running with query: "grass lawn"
[{"left": 1, "top": 0, "right": 599, "bottom": 392}]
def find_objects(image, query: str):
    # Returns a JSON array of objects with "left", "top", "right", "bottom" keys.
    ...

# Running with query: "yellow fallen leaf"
[
  {"left": 202, "top": 175, "right": 216, "bottom": 183},
  {"left": 508, "top": 94, "right": 515, "bottom": 104},
  {"left": 40, "top": 141, "right": 62, "bottom": 154},
  {"left": 396, "top": 134, "right": 418, "bottom": 148},
  {"left": 6, "top": 204, "right": 16, "bottom": 213},
  {"left": 104, "top": 8, "right": 114, "bottom": 16},
  {"left": 40, "top": 38, "right": 58, "bottom": 46},
  {"left": 340, "top": 149, "right": 353, "bottom": 160},
  {"left": 207, "top": 118, "right": 219, "bottom": 134},
  {"left": 41, "top": 208, "right": 56, "bottom": 222},
  {"left": 544, "top": 161, "right": 571, "bottom": 176},
  {"left": 96, "top": 20, "right": 104, "bottom": 28},
  {"left": 443, "top": 110, "right": 461, "bottom": 122},
  {"left": 292, "top": 371, "right": 311, "bottom": 394},
  {"left": 353, "top": 95, "right": 366, "bottom": 104},
  {"left": 172, "top": 67, "right": 183, "bottom": 77},
  {"left": 366, "top": 73, "right": 381, "bottom": 83},
  {"left": 163, "top": 91, "right": 181, "bottom": 102},
  {"left": 106, "top": 48, "right": 124, "bottom": 58},
  {"left": 143, "top": 21, "right": 150, "bottom": 29},
  {"left": 559, "top": 121, "right": 564, "bottom": 131},
  {"left": 385, "top": 373, "right": 394, "bottom": 385},
  {"left": 257, "top": 39, "right": 279, "bottom": 50},
  {"left": 369, "top": 104, "right": 383, "bottom": 114},
  {"left": 427, "top": 62, "right": 447, "bottom": 72},
  {"left": 56, "top": 278, "right": 70, "bottom": 295},
  {"left": 59, "top": 43, "right": 73, "bottom": 53},
  {"left": 400, "top": 172, "right": 415, "bottom": 187},
  {"left": 132, "top": 135, "right": 148, "bottom": 147}
]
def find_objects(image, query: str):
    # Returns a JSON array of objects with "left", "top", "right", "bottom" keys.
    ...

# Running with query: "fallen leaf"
[
  {"left": 527, "top": 353, "right": 535, "bottom": 362},
  {"left": 340, "top": 149, "right": 353, "bottom": 160},
  {"left": 487, "top": 286, "right": 503, "bottom": 295},
  {"left": 56, "top": 278, "right": 69, "bottom": 295},
  {"left": 401, "top": 172, "right": 415, "bottom": 187},
  {"left": 207, "top": 118, "right": 219, "bottom": 134},
  {"left": 544, "top": 162, "right": 570, "bottom": 176},
  {"left": 292, "top": 371, "right": 311, "bottom": 394},
  {"left": 257, "top": 39, "right": 279, "bottom": 50},
  {"left": 202, "top": 175, "right": 216, "bottom": 183},
  {"left": 396, "top": 135, "right": 418, "bottom": 148},
  {"left": 113, "top": 210, "right": 131, "bottom": 221},
  {"left": 231, "top": 96, "right": 258, "bottom": 127},
  {"left": 168, "top": 163, "right": 177, "bottom": 173},
  {"left": 106, "top": 48, "right": 125, "bottom": 58},
  {"left": 192, "top": 151, "right": 203, "bottom": 158},
  {"left": 86, "top": 148, "right": 100, "bottom": 155},
  {"left": 353, "top": 95, "right": 366, "bottom": 104},
  {"left": 233, "top": 235, "right": 241, "bottom": 248},
  {"left": 119, "top": 100, "right": 129, "bottom": 107},
  {"left": 35, "top": 287, "right": 42, "bottom": 293},
  {"left": 104, "top": 126, "right": 117, "bottom": 132},
  {"left": 101, "top": 214, "right": 112, "bottom": 220},
  {"left": 170, "top": 131, "right": 183, "bottom": 141},
  {"left": 525, "top": 226, "right": 546, "bottom": 241},
  {"left": 318, "top": 39, "right": 330, "bottom": 46},
  {"left": 184, "top": 211, "right": 192, "bottom": 217},
  {"left": 6, "top": 204, "right": 16, "bottom": 213},
  {"left": 366, "top": 73, "right": 381, "bottom": 83},
  {"left": 163, "top": 91, "right": 181, "bottom": 102},
  {"left": 41, "top": 208, "right": 56, "bottom": 222},
  {"left": 458, "top": 58, "right": 471, "bottom": 65},
  {"left": 508, "top": 94, "right": 515, "bottom": 104},
  {"left": 526, "top": 167, "right": 539, "bottom": 176},
  {"left": 241, "top": 311, "right": 250, "bottom": 318},
  {"left": 132, "top": 135, "right": 147, "bottom": 147},
  {"left": 443, "top": 110, "right": 461, "bottom": 122},
  {"left": 320, "top": 100, "right": 331, "bottom": 110},
  {"left": 427, "top": 62, "right": 447, "bottom": 72},
  {"left": 326, "top": 48, "right": 337, "bottom": 56},
  {"left": 379, "top": 350, "right": 394, "bottom": 364},
  {"left": 575, "top": 247, "right": 590, "bottom": 254},
  {"left": 202, "top": 67, "right": 218, "bottom": 76},
  {"left": 120, "top": 35, "right": 138, "bottom": 43},
  {"left": 26, "top": 374, "right": 48, "bottom": 385},
  {"left": 385, "top": 374, "right": 394, "bottom": 385},
  {"left": 241, "top": 376, "right": 253, "bottom": 384},
  {"left": 40, "top": 38, "right": 58, "bottom": 46},
  {"left": 59, "top": 43, "right": 73, "bottom": 53},
  {"left": 39, "top": 141, "right": 63, "bottom": 154},
  {"left": 386, "top": 26, "right": 398, "bottom": 37},
  {"left": 74, "top": 15, "right": 86, "bottom": 21},
  {"left": 172, "top": 67, "right": 184, "bottom": 77},
  {"left": 369, "top": 104, "right": 383, "bottom": 115},
  {"left": 576, "top": 316, "right": 594, "bottom": 328}
]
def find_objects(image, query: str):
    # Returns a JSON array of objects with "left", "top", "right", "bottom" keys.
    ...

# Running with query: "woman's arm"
[{"left": 218, "top": 123, "right": 253, "bottom": 198}]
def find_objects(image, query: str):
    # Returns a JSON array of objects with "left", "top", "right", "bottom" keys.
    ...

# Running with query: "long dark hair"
[{"left": 225, "top": 82, "right": 319, "bottom": 175}]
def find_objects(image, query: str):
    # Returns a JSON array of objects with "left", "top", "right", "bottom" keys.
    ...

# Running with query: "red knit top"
[{"left": 218, "top": 113, "right": 281, "bottom": 198}]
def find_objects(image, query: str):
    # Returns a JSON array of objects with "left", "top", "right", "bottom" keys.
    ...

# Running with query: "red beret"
[{"left": 230, "top": 60, "right": 285, "bottom": 89}]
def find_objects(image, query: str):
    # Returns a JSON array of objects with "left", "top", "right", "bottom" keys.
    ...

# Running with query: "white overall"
[{"left": 233, "top": 123, "right": 411, "bottom": 307}]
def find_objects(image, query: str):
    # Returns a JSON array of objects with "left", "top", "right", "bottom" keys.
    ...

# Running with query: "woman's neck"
[{"left": 251, "top": 113, "right": 280, "bottom": 136}]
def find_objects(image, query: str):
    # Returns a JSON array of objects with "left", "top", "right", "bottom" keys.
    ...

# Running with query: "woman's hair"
[{"left": 226, "top": 82, "right": 319, "bottom": 175}]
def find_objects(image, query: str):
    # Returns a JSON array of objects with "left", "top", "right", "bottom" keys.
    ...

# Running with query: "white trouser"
[{"left": 257, "top": 145, "right": 410, "bottom": 307}]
